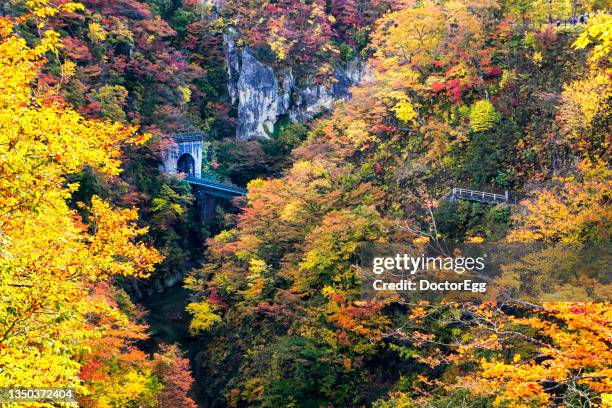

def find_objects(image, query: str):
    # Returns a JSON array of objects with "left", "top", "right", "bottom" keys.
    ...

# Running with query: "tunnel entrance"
[{"left": 177, "top": 153, "right": 195, "bottom": 176}]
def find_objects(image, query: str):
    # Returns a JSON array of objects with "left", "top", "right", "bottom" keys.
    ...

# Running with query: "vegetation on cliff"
[{"left": 186, "top": 1, "right": 611, "bottom": 406}]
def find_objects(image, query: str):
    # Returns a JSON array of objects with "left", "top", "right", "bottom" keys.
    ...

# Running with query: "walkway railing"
[{"left": 449, "top": 188, "right": 510, "bottom": 204}]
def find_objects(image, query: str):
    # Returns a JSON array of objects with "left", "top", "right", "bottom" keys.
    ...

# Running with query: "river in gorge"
[{"left": 139, "top": 284, "right": 208, "bottom": 407}]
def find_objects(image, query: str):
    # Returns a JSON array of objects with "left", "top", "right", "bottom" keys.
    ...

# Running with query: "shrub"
[{"left": 469, "top": 99, "right": 500, "bottom": 132}]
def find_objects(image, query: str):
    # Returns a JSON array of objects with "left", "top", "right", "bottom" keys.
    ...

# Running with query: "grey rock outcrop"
[
  {"left": 224, "top": 34, "right": 368, "bottom": 140},
  {"left": 232, "top": 48, "right": 297, "bottom": 140},
  {"left": 224, "top": 32, "right": 241, "bottom": 105},
  {"left": 290, "top": 57, "right": 367, "bottom": 123}
]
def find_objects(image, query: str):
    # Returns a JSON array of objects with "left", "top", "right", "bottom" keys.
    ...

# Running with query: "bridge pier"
[{"left": 195, "top": 189, "right": 217, "bottom": 223}]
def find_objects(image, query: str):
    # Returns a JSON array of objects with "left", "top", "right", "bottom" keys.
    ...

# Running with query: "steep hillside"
[{"left": 184, "top": 1, "right": 611, "bottom": 406}]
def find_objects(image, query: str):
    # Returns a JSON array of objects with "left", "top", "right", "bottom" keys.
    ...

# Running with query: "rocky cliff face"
[{"left": 224, "top": 34, "right": 368, "bottom": 140}]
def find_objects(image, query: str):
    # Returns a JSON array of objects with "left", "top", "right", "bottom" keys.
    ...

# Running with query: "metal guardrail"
[
  {"left": 184, "top": 176, "right": 247, "bottom": 196},
  {"left": 450, "top": 188, "right": 510, "bottom": 204}
]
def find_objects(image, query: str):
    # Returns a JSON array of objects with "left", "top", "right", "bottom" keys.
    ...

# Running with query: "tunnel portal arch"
[
  {"left": 177, "top": 153, "right": 195, "bottom": 176},
  {"left": 161, "top": 133, "right": 203, "bottom": 179}
]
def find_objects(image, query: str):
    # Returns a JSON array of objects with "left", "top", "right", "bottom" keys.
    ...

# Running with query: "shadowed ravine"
[{"left": 139, "top": 284, "right": 207, "bottom": 407}]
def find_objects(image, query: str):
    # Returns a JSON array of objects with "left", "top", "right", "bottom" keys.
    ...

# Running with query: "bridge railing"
[
  {"left": 451, "top": 188, "right": 509, "bottom": 203},
  {"left": 184, "top": 176, "right": 247, "bottom": 196}
]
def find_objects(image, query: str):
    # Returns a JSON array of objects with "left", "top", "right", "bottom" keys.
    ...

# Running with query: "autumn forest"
[{"left": 0, "top": 0, "right": 610, "bottom": 407}]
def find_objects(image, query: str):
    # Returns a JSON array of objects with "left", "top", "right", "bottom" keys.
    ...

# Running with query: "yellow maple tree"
[
  {"left": 0, "top": 1, "right": 161, "bottom": 396},
  {"left": 509, "top": 158, "right": 611, "bottom": 242},
  {"left": 458, "top": 301, "right": 612, "bottom": 407}
]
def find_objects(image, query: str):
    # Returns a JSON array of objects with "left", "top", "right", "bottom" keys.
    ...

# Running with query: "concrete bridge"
[{"left": 162, "top": 132, "right": 247, "bottom": 220}]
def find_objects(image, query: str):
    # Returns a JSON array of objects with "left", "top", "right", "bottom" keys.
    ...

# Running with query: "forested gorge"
[{"left": 0, "top": 0, "right": 610, "bottom": 407}]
